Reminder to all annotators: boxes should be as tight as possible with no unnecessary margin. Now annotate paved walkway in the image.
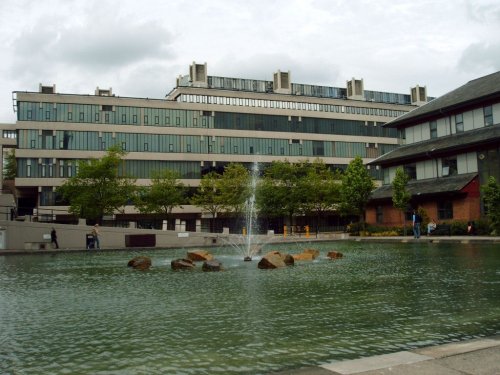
[272,336,500,374]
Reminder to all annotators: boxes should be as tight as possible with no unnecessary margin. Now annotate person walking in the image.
[50,227,59,249]
[412,209,422,239]
[92,224,100,249]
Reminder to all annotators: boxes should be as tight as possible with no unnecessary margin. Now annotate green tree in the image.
[191,171,225,232]
[218,163,251,215]
[57,146,137,223]
[481,176,500,235]
[134,169,187,229]
[3,149,16,180]
[339,156,375,229]
[301,159,341,234]
[392,167,411,235]
[256,160,306,231]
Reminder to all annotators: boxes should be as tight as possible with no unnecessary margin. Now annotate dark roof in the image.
[370,123,500,166]
[384,71,500,128]
[370,173,477,201]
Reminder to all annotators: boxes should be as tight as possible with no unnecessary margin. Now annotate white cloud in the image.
[0,0,499,122]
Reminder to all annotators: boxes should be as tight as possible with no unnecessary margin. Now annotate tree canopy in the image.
[57,146,137,223]
[339,156,375,226]
[134,169,187,223]
[482,176,500,235]
[392,167,411,234]
[3,149,16,180]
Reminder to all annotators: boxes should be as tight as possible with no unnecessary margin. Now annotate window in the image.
[31,140,36,148]
[169,144,174,152]
[455,113,464,132]
[313,141,324,156]
[105,113,110,123]
[430,120,437,138]
[27,110,32,119]
[442,157,457,176]
[438,200,453,220]
[165,116,170,125]
[193,118,198,127]
[268,146,272,155]
[122,114,126,123]
[376,206,383,224]
[144,143,148,151]
[176,117,180,126]
[155,116,159,125]
[403,164,417,180]
[95,113,100,122]
[144,115,148,125]
[186,144,191,152]
[79,112,84,121]
[121,142,126,151]
[280,147,285,155]
[102,105,112,111]
[484,105,493,126]
[233,145,238,154]
[45,111,51,120]
[133,115,138,124]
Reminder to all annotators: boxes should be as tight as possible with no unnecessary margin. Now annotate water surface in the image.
[1,241,499,374]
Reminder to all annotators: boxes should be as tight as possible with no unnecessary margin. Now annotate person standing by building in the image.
[92,224,100,249]
[412,209,422,239]
[50,227,59,249]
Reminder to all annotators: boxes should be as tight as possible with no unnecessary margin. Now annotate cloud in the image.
[458,42,500,73]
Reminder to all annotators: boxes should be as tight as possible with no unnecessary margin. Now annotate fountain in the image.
[222,160,275,261]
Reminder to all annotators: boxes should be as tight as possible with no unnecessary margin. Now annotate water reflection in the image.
[0,241,499,374]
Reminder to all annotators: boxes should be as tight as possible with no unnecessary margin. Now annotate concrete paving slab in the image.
[415,338,500,358]
[270,366,336,374]
[435,346,500,375]
[353,360,464,375]
[320,351,432,374]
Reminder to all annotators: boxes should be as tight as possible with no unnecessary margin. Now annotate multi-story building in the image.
[367,71,500,226]
[4,62,426,231]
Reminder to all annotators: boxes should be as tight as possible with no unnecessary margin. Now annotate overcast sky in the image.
[1,0,499,123]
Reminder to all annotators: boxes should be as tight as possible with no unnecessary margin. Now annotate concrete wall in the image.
[0,219,224,251]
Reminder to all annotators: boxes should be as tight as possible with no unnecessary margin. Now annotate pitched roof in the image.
[370,123,500,166]
[369,173,477,201]
[384,71,500,128]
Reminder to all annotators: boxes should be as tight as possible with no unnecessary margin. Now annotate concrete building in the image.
[367,71,500,227]
[3,62,425,232]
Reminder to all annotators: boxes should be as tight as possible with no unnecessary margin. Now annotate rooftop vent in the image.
[95,87,113,96]
[39,84,56,94]
[346,78,364,100]
[411,85,427,106]
[189,62,208,87]
[273,70,292,94]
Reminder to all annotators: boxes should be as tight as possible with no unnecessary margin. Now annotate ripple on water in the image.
[1,242,499,374]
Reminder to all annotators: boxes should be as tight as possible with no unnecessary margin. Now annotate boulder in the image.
[127,256,152,270]
[303,248,320,259]
[187,249,214,262]
[171,258,196,270]
[292,248,320,261]
[327,251,344,259]
[258,251,293,269]
[202,260,223,272]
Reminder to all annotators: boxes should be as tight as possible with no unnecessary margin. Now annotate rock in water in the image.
[187,250,214,262]
[327,251,343,259]
[202,260,223,272]
[127,256,152,270]
[171,258,196,270]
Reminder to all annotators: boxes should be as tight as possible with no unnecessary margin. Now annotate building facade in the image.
[4,62,425,231]
[367,71,500,227]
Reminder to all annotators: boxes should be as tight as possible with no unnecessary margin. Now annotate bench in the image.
[429,224,451,236]
[24,241,51,250]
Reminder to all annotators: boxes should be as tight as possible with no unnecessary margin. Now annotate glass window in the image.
[95,113,100,122]
[187,144,191,152]
[144,143,148,151]
[122,114,126,123]
[376,206,383,224]
[121,142,126,151]
[268,146,272,154]
[455,113,464,132]
[144,115,148,125]
[484,105,493,126]
[105,113,110,123]
[169,144,173,152]
[438,200,453,220]
[442,157,457,176]
[403,164,416,180]
[79,112,84,121]
[430,120,437,138]
[233,145,238,154]
[133,115,138,124]
[249,146,254,154]
[155,116,159,125]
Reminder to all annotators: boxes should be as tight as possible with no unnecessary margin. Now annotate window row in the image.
[18,129,397,158]
[178,94,408,118]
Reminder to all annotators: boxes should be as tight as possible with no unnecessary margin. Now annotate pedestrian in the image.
[92,224,100,249]
[412,209,422,239]
[427,218,436,235]
[50,227,59,249]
